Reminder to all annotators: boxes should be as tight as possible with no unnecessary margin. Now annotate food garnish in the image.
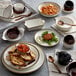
[41,31,58,45]
[16,44,29,53]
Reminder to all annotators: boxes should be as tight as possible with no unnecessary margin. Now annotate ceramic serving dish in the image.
[38,2,61,17]
[1,42,45,74]
[56,17,74,32]
[2,42,39,70]
[25,18,45,31]
[2,26,25,41]
[34,29,60,47]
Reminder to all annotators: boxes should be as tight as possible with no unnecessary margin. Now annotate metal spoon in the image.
[48,56,62,74]
[58,20,76,26]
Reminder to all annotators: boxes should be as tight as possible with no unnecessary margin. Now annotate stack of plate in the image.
[1,42,45,74]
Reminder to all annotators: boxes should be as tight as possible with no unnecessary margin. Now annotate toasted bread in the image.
[21,53,32,61]
[30,51,36,59]
[10,54,25,66]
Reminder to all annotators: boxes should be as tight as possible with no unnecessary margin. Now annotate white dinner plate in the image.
[1,42,45,74]
[34,29,60,47]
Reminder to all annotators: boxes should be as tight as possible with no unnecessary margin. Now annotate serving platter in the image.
[1,42,45,74]
[0,0,38,30]
[34,29,60,47]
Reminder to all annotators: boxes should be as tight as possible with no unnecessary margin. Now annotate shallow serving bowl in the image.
[38,2,61,17]
[56,17,74,32]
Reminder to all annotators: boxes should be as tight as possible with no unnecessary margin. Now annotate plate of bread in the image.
[1,42,45,74]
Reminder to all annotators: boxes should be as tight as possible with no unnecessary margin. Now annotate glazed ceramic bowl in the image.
[38,2,61,17]
[66,61,76,76]
[63,35,75,49]
[56,17,73,32]
[2,26,25,41]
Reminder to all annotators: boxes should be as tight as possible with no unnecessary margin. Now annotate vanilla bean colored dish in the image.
[34,29,60,47]
[38,2,61,17]
[1,42,45,74]
[56,17,74,32]
[2,26,25,41]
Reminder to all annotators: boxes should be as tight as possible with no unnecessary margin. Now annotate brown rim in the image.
[2,42,40,69]
[34,29,60,47]
[38,1,61,17]
[1,42,45,74]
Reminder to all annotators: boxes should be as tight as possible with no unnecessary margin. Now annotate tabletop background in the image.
[0,0,76,76]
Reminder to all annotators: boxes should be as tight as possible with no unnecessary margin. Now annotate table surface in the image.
[0,0,76,76]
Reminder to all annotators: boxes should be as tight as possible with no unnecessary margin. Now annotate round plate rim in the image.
[34,29,60,47]
[1,42,45,74]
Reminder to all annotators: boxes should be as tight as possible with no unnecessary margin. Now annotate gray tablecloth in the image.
[0,0,76,76]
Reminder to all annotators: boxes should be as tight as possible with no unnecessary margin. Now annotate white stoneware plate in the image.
[38,2,61,17]
[1,42,45,74]
[34,29,60,47]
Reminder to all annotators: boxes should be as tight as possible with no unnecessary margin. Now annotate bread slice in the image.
[30,51,36,59]
[10,54,25,66]
[21,53,32,61]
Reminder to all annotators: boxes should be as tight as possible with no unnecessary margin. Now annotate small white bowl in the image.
[2,26,25,41]
[56,17,74,32]
[38,2,61,17]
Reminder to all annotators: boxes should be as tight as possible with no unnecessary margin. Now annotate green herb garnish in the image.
[41,31,58,45]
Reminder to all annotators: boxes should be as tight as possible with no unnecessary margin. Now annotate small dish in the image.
[2,26,25,41]
[38,2,61,17]
[1,42,45,74]
[25,18,45,31]
[56,17,74,32]
[34,29,59,47]
[62,0,74,14]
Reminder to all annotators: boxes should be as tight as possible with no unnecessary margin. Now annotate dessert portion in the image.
[6,43,36,68]
[7,27,20,39]
[13,3,25,14]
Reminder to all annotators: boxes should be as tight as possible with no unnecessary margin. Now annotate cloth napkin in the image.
[51,14,76,37]
[46,49,76,76]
